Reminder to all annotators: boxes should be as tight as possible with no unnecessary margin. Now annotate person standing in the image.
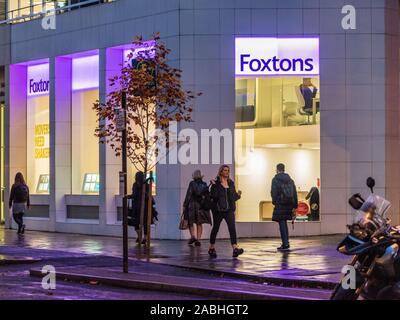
[9,172,30,235]
[130,171,156,245]
[183,170,212,246]
[208,165,244,258]
[271,163,298,251]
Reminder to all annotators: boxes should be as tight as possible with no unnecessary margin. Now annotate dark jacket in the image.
[130,181,155,228]
[9,183,30,208]
[183,179,212,225]
[210,177,240,212]
[271,173,298,222]
[183,179,208,209]
[306,187,319,208]
[306,187,320,220]
[300,85,318,110]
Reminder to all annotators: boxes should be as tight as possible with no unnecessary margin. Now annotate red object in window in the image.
[296,201,309,216]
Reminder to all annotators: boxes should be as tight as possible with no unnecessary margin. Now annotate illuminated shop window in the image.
[71,55,99,195]
[19,0,31,16]
[235,38,321,223]
[27,63,50,195]
[235,78,256,123]
[122,46,157,196]
[82,173,100,194]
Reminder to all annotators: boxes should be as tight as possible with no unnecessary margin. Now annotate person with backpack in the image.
[9,172,30,235]
[183,170,212,246]
[271,163,298,251]
[208,165,244,258]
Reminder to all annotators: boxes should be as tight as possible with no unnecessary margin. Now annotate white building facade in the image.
[0,0,399,240]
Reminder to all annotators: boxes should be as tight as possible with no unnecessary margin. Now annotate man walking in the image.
[271,163,298,251]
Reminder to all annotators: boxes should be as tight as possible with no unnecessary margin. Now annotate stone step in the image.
[30,266,332,300]
[0,255,41,265]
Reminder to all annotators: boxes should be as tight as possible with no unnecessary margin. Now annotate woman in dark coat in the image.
[183,170,212,246]
[9,172,30,235]
[130,171,155,245]
[208,165,244,258]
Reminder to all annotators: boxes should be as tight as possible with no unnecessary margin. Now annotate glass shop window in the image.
[71,55,100,195]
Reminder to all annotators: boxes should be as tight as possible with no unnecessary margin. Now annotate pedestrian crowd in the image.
[9,162,300,258]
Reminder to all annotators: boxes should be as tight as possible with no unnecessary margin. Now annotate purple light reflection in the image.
[72,55,99,91]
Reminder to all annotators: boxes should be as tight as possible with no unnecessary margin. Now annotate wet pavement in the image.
[0,263,206,300]
[29,265,332,300]
[0,228,348,285]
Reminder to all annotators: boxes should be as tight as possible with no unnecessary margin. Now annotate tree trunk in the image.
[146,171,153,251]
[138,174,146,247]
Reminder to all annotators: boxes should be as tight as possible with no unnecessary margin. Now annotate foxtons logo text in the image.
[235,37,319,76]
[239,55,314,73]
[29,78,49,95]
[27,63,50,97]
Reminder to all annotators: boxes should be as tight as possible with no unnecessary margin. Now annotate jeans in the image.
[278,220,289,247]
[13,212,24,233]
[210,210,237,245]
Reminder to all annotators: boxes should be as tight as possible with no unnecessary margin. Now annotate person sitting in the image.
[299,78,318,114]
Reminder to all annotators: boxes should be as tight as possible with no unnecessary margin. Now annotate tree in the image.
[93,33,199,245]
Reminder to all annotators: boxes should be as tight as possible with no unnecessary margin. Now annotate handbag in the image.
[179,207,189,230]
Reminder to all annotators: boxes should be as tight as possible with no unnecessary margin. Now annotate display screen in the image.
[36,174,50,194]
[82,173,100,194]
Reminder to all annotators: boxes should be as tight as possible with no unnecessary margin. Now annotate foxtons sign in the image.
[29,78,50,95]
[235,38,319,76]
[27,63,50,97]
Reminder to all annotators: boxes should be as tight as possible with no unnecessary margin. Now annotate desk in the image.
[259,191,309,221]
[259,201,274,221]
[312,98,320,125]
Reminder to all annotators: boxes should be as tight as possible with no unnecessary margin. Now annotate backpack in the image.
[194,182,213,211]
[14,184,29,203]
[280,179,295,205]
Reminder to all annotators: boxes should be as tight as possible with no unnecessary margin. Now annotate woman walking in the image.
[9,172,30,235]
[183,170,212,246]
[208,165,244,258]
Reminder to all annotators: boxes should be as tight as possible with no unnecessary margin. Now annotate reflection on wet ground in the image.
[0,228,348,283]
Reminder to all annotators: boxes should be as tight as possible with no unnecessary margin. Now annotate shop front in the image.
[3,0,399,239]
[7,36,323,238]
[234,37,321,225]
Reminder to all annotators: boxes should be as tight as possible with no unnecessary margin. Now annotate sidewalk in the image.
[0,228,347,288]
[29,265,332,300]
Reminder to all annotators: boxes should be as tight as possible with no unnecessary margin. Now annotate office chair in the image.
[295,86,312,125]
